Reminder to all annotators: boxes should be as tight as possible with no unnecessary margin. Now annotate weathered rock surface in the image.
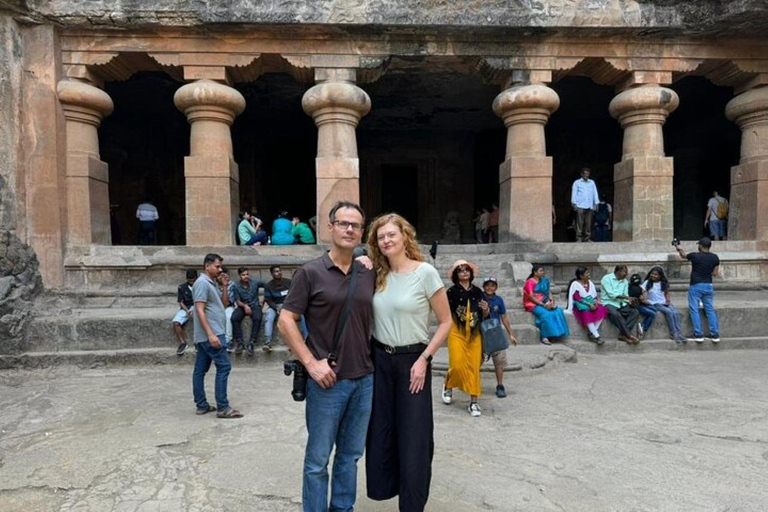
[0,1,766,35]
[0,231,42,354]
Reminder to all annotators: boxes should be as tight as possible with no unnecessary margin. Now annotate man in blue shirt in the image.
[192,253,242,419]
[570,167,600,242]
[482,277,518,398]
[231,267,266,356]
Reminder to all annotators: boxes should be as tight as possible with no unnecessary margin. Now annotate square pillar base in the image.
[498,156,553,242]
[316,156,359,244]
[613,156,674,242]
[66,154,111,246]
[185,155,239,246]
[729,160,768,241]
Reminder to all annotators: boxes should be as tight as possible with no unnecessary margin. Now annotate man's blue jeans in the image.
[688,283,719,338]
[303,373,373,512]
[192,336,231,412]
[264,308,308,342]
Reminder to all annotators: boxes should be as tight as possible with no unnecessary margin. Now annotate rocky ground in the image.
[1,350,767,511]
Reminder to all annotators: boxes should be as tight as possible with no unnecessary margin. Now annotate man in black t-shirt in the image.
[675,237,720,343]
[278,201,375,512]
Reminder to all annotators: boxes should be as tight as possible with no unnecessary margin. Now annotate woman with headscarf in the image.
[442,259,489,417]
[523,264,570,345]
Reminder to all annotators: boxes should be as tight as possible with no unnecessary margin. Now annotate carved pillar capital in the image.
[174,80,245,157]
[609,85,679,159]
[493,83,559,159]
[726,86,768,164]
[57,80,113,130]
[56,79,113,246]
[175,80,245,245]
[492,83,560,127]
[609,85,678,241]
[174,79,246,126]
[302,80,371,130]
[302,72,370,242]
[609,85,679,128]
[493,83,558,242]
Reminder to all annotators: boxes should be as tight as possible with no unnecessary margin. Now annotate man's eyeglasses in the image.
[332,220,364,231]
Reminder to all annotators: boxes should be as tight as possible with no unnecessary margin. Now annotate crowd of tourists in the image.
[180,200,722,512]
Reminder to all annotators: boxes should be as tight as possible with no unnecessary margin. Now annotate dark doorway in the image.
[381,164,419,227]
[666,77,740,240]
[359,67,505,242]
[233,74,317,230]
[547,76,622,242]
[100,71,189,245]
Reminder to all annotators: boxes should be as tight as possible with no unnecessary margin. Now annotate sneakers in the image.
[442,386,453,405]
[263,342,272,353]
[468,402,482,417]
[674,335,689,344]
[176,342,188,356]
[693,336,705,344]
[495,385,507,398]
[709,337,721,344]
[540,337,552,346]
[637,323,644,339]
[226,342,235,354]
[235,343,245,355]
[246,343,255,356]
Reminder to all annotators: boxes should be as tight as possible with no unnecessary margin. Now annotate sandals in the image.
[216,407,244,419]
[196,405,216,415]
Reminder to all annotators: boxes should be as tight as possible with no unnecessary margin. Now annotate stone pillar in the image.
[57,80,114,246]
[609,85,679,241]
[492,83,559,242]
[725,86,768,241]
[302,69,371,243]
[174,80,245,246]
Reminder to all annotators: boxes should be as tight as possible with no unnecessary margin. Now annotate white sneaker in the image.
[709,337,720,344]
[693,337,705,343]
[468,402,481,417]
[637,324,644,339]
[442,386,452,405]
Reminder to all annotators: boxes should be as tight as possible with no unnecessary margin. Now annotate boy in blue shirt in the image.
[482,277,518,398]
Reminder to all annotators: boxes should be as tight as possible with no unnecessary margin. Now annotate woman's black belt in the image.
[372,338,427,355]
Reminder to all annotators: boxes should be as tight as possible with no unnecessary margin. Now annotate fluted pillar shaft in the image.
[493,83,559,242]
[609,85,679,241]
[302,73,371,243]
[174,80,245,246]
[725,86,768,240]
[57,80,114,246]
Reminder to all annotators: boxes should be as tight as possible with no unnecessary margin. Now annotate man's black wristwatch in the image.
[421,352,433,363]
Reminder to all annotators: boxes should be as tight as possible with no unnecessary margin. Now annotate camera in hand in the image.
[283,360,308,402]
[671,237,681,247]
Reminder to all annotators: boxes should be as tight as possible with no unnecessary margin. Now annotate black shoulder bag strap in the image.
[327,261,359,363]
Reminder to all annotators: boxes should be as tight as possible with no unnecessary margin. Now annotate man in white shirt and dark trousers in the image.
[571,168,600,242]
[136,198,159,244]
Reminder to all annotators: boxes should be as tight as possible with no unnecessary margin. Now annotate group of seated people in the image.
[523,264,690,345]
[237,209,316,247]
[172,265,307,356]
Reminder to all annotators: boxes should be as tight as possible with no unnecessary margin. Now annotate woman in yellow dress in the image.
[442,259,490,417]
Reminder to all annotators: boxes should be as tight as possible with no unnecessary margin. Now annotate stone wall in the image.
[4,1,768,34]
[0,15,20,232]
[0,15,43,354]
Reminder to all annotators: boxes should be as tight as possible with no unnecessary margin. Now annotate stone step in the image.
[564,336,768,353]
[0,345,577,375]
[25,300,768,356]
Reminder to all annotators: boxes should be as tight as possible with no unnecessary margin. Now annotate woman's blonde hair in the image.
[367,213,425,291]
